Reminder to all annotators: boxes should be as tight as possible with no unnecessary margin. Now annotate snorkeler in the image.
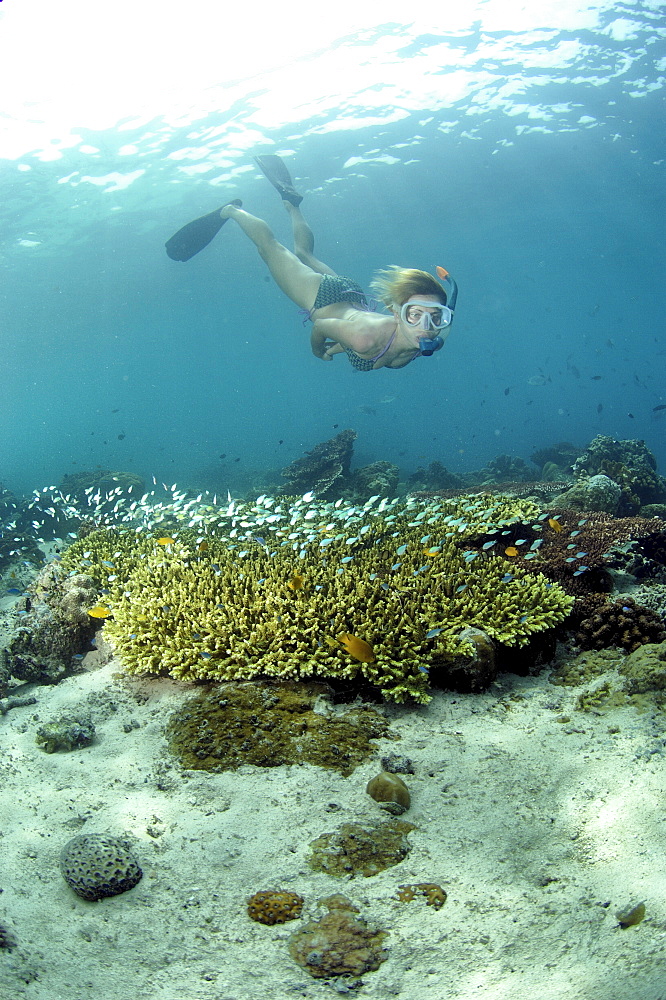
[165,155,457,372]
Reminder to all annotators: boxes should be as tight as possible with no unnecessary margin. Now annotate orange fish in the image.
[87,605,113,619]
[337,633,375,663]
[287,572,304,591]
[156,536,176,546]
[547,518,563,533]
[504,546,519,557]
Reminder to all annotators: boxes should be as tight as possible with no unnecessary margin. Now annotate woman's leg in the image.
[284,202,337,277]
[220,203,323,310]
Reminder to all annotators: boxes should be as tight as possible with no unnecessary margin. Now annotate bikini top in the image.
[344,329,397,371]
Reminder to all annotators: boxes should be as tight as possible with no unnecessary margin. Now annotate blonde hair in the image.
[369,266,447,310]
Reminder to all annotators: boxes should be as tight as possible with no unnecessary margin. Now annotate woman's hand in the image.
[311,325,344,360]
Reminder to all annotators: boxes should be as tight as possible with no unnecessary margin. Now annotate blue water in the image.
[1,2,664,497]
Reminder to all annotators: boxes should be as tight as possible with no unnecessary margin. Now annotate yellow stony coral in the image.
[83,495,574,704]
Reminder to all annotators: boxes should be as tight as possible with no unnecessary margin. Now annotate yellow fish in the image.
[548,518,563,533]
[87,605,113,619]
[156,536,176,546]
[504,546,519,557]
[287,572,304,591]
[337,633,375,663]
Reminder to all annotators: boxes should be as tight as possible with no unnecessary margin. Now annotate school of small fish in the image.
[1,479,590,656]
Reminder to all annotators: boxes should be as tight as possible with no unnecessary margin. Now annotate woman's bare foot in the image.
[219,198,242,220]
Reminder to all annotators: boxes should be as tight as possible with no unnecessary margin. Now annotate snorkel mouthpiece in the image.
[419,335,444,356]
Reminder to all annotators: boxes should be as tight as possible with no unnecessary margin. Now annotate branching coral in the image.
[63,495,573,704]
[462,508,666,597]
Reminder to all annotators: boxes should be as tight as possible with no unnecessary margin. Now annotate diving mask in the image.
[399,300,453,332]
[407,267,459,356]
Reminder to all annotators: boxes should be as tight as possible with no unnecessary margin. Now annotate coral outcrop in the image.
[59,834,142,901]
[572,435,666,513]
[280,430,356,497]
[351,461,400,500]
[555,475,622,514]
[288,895,387,979]
[575,597,666,654]
[619,641,666,693]
[247,891,304,925]
[165,683,394,775]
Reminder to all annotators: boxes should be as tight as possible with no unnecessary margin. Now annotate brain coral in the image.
[59,834,142,901]
[63,494,574,703]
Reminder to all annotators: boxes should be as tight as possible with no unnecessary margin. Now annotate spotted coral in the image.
[247,890,304,925]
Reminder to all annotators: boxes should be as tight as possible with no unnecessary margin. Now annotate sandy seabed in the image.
[0,631,665,1000]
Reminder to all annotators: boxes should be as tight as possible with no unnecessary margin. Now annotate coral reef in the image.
[247,891,304,925]
[574,597,666,654]
[288,895,387,979]
[69,494,574,704]
[280,430,356,497]
[308,819,414,877]
[165,683,394,776]
[59,834,142,901]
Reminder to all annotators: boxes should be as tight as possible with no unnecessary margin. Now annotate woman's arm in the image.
[310,316,384,361]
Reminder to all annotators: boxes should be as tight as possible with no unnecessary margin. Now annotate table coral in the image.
[67,494,573,704]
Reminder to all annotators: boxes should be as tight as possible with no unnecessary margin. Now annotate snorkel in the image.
[413,266,458,356]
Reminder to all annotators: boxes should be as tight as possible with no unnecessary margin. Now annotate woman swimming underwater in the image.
[165,155,458,372]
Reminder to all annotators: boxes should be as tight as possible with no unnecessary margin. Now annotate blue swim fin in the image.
[254,155,303,206]
[165,199,242,261]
